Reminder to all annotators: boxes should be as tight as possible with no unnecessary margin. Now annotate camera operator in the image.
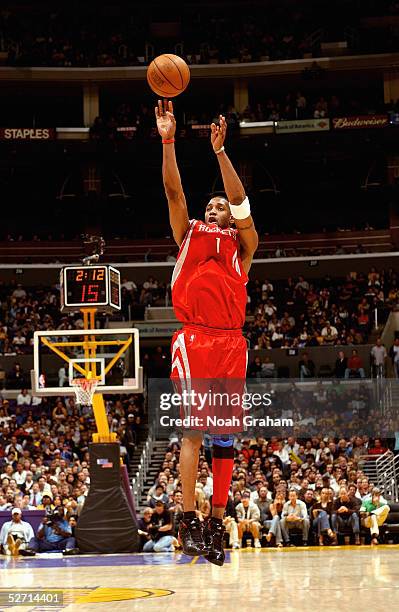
[21,507,78,556]
[142,500,176,552]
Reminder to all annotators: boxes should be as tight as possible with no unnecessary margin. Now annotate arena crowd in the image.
[139,432,396,551]
[0,267,397,366]
[0,391,143,555]
[1,0,399,68]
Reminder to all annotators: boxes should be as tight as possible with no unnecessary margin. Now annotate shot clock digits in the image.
[60,265,121,312]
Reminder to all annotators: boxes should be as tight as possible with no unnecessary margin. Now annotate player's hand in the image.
[155,99,176,140]
[211,115,227,152]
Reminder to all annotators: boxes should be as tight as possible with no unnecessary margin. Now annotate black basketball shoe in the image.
[178,517,210,556]
[203,518,226,566]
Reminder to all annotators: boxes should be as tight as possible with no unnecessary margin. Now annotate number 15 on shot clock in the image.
[60,265,121,313]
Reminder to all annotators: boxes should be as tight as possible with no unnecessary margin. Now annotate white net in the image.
[71,378,99,406]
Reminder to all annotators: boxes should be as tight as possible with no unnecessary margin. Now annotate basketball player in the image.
[155,100,258,565]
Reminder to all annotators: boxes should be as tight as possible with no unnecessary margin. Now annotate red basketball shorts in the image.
[170,324,247,433]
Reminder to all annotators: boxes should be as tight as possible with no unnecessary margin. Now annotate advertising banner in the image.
[275,118,330,134]
[0,128,56,140]
[332,115,389,130]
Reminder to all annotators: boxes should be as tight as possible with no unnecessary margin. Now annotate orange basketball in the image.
[147,54,190,98]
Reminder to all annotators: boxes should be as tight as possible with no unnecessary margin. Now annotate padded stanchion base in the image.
[75,443,140,553]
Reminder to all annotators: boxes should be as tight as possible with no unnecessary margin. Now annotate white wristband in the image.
[214,146,225,155]
[229,196,251,220]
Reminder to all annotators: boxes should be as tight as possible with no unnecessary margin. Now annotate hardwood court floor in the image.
[1,546,399,611]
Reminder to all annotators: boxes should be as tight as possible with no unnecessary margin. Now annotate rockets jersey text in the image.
[171,219,248,329]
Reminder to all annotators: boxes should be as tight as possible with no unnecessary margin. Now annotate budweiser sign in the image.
[333,115,389,130]
[0,128,56,140]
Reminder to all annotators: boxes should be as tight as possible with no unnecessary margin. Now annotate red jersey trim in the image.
[171,219,196,289]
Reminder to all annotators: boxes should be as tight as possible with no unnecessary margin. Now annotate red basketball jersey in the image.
[171,219,248,329]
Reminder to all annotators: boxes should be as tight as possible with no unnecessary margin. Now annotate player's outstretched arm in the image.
[155,99,190,247]
[211,115,258,273]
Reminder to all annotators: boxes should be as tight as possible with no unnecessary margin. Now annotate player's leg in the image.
[180,431,203,512]
[204,333,247,566]
[212,435,235,519]
[170,330,210,556]
[203,433,234,565]
[178,431,210,556]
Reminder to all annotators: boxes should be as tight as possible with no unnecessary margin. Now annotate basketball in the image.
[147,53,190,97]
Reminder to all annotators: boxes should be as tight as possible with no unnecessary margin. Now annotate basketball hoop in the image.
[71,378,99,406]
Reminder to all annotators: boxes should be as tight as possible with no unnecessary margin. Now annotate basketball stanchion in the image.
[31,241,143,553]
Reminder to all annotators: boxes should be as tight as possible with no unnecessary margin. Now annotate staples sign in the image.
[0,128,56,140]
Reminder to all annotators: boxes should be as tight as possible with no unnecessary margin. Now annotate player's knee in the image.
[182,432,203,450]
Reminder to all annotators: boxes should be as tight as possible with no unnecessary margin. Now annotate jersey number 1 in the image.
[215,237,220,253]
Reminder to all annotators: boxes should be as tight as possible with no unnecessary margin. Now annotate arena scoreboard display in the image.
[60,265,121,312]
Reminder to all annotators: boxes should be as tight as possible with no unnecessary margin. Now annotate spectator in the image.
[223,507,240,550]
[321,322,338,344]
[334,350,348,378]
[29,483,42,507]
[389,337,399,378]
[12,284,26,299]
[345,349,366,378]
[58,367,67,387]
[52,401,68,423]
[356,477,372,502]
[280,488,309,546]
[255,485,271,523]
[235,491,262,548]
[331,486,360,545]
[298,352,316,379]
[261,356,276,377]
[303,489,315,514]
[168,491,184,538]
[148,484,169,509]
[360,488,390,545]
[7,363,25,389]
[16,389,31,406]
[311,487,337,545]
[142,500,176,553]
[0,507,34,555]
[121,277,137,293]
[0,495,11,511]
[13,463,27,488]
[264,491,285,548]
[248,356,262,378]
[367,438,388,456]
[137,507,153,550]
[274,441,290,466]
[370,338,387,377]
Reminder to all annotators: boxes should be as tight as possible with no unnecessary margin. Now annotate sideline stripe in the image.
[189,556,199,565]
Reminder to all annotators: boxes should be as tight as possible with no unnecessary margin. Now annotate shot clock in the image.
[60,265,121,312]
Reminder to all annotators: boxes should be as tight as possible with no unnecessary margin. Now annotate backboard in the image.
[32,328,142,396]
